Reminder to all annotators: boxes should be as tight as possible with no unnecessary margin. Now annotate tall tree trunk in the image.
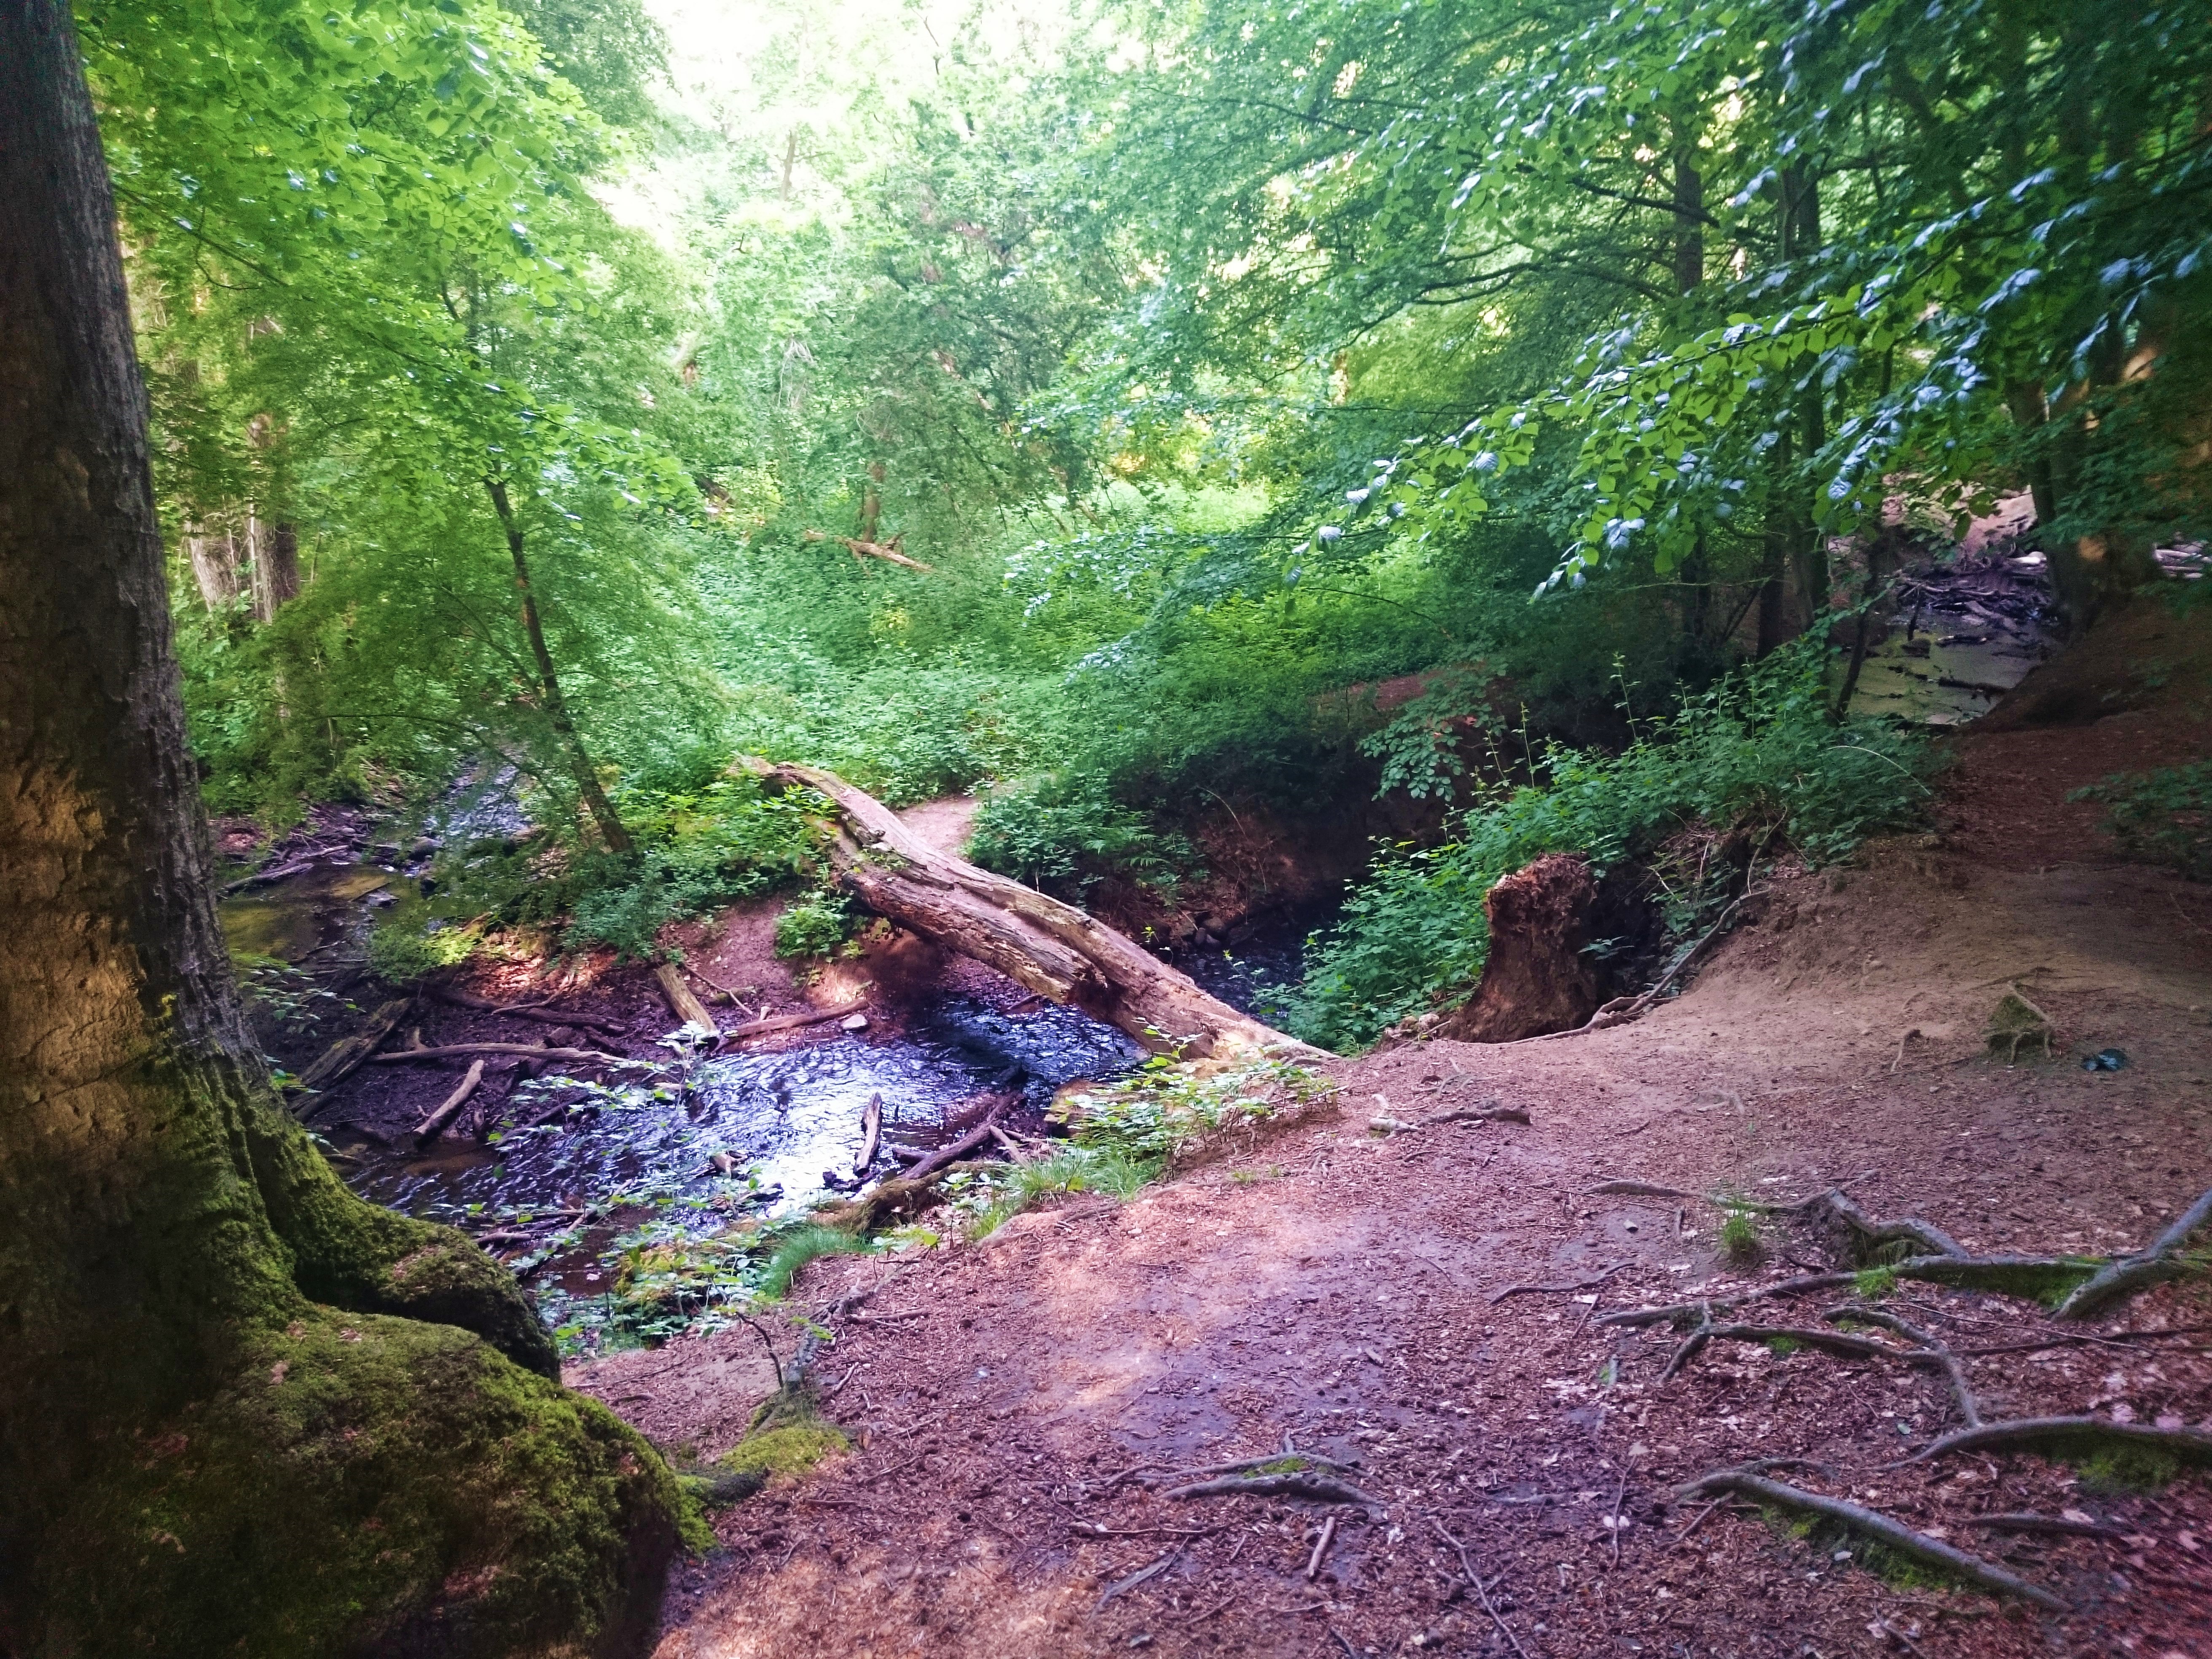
[248,511,301,621]
[186,521,242,610]
[0,5,673,1648]
[484,478,635,853]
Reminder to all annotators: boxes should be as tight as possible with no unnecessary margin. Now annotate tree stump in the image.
[1434,853,1601,1042]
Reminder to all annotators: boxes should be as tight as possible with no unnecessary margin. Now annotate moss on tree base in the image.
[31,1309,682,1658]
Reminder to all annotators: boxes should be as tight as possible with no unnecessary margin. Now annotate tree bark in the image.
[1671,149,1704,298]
[186,522,242,610]
[737,757,1326,1060]
[249,513,301,621]
[484,476,635,852]
[1,7,674,1648]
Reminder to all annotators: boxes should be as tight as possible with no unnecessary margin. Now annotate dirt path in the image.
[585,614,2212,1657]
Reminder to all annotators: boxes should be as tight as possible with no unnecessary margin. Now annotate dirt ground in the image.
[582,603,2212,1658]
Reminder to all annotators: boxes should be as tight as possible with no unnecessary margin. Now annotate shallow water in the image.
[339,995,1144,1228]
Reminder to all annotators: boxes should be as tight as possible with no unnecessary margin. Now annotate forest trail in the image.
[591,610,2212,1659]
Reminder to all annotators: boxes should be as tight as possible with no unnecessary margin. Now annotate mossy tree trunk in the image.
[0,5,678,1651]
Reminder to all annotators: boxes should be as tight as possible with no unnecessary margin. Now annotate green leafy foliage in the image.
[2072,763,2212,881]
[1052,1057,1336,1165]
[968,772,1196,897]
[1286,647,1932,1050]
[772,893,856,962]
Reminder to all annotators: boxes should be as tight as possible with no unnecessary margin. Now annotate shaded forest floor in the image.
[560,601,2212,1659]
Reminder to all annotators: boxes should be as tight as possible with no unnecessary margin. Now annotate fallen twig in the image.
[1305,1514,1338,1580]
[430,983,623,1035]
[1096,1547,1178,1607]
[1489,1259,1632,1305]
[2056,1182,2212,1321]
[1675,1468,2066,1610]
[1430,1517,1529,1659]
[1425,1104,1532,1127]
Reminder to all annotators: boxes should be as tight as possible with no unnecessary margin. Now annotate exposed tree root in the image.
[1828,1305,1982,1427]
[1487,1259,1631,1304]
[1909,1416,2212,1469]
[2055,1183,2212,1320]
[1675,1468,2067,1611]
[1431,1517,1531,1659]
[1600,1274,1860,1331]
[1166,1471,1379,1507]
[1967,1512,2131,1541]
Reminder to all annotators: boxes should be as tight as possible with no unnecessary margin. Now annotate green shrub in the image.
[1285,644,1932,1050]
[773,892,856,960]
[967,770,1197,895]
[2072,761,2212,880]
[365,903,478,984]
[421,774,826,961]
[1052,1056,1335,1163]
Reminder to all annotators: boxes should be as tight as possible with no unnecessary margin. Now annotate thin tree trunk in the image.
[1672,149,1704,298]
[1,8,671,1645]
[483,477,634,853]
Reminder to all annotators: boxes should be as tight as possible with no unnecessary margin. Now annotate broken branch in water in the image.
[723,999,868,1044]
[1675,1467,2066,1610]
[368,1042,644,1066]
[294,996,413,1108]
[653,962,717,1033]
[412,1058,485,1145]
[855,1091,882,1174]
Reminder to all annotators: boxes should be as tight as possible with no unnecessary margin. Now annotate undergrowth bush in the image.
[1052,1055,1336,1162]
[1285,644,1933,1050]
[773,892,856,960]
[420,773,827,962]
[967,770,1197,896]
[2072,761,2212,880]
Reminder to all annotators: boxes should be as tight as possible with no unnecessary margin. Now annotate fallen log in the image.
[294,996,413,1110]
[413,1059,486,1145]
[654,962,717,1032]
[855,1092,882,1174]
[735,757,1325,1059]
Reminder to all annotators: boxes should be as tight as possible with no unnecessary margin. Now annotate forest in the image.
[4,0,2211,1652]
